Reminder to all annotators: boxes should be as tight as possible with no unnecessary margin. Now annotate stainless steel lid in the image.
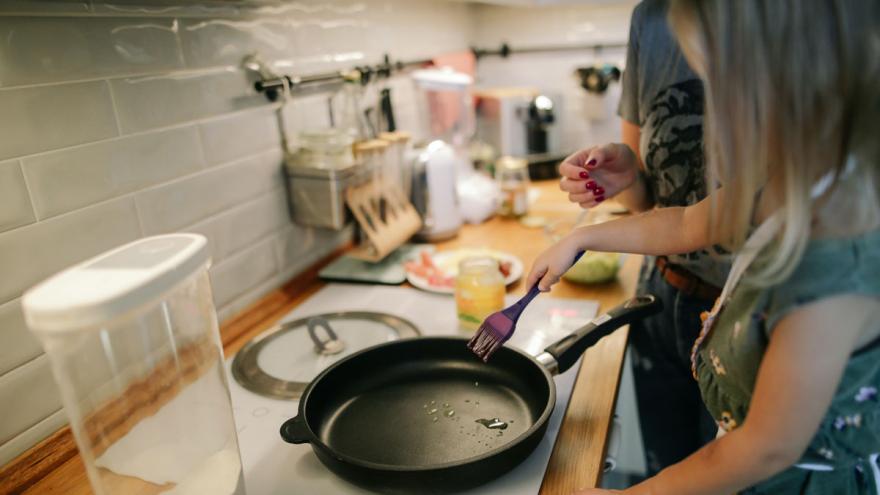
[232,312,420,399]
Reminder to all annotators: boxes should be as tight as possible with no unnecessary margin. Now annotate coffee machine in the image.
[474,87,560,156]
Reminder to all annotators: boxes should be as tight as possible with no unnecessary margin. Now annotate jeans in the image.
[629,259,718,475]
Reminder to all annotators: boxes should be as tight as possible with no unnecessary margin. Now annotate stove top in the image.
[225,284,598,495]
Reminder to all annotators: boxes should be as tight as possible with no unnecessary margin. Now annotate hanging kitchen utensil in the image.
[232,311,420,400]
[380,88,397,132]
[280,295,662,493]
[576,64,621,94]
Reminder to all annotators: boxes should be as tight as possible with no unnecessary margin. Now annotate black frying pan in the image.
[280,295,661,493]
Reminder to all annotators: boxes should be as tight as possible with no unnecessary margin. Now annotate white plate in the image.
[405,248,524,295]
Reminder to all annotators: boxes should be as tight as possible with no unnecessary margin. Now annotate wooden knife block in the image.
[345,178,421,262]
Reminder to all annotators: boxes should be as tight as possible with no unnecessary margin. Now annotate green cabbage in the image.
[563,252,621,284]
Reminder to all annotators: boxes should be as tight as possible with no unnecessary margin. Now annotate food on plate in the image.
[562,251,620,284]
[404,250,514,289]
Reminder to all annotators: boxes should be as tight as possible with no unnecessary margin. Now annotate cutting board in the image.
[318,244,430,285]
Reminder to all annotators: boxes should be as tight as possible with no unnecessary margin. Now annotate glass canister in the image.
[454,257,505,332]
[496,156,530,217]
[22,234,245,495]
[291,129,355,170]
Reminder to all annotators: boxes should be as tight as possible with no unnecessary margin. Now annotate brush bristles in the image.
[467,312,515,362]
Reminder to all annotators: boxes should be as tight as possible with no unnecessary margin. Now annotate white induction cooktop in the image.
[225,284,599,495]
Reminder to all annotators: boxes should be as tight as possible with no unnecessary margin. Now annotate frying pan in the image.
[280,295,661,493]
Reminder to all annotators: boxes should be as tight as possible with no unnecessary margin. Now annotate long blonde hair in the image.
[668,0,880,286]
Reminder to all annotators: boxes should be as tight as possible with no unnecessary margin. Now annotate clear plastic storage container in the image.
[22,234,245,495]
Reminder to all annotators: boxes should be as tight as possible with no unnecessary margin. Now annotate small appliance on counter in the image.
[474,87,536,158]
[410,140,464,241]
[409,67,481,239]
[474,87,561,157]
[524,94,556,154]
[22,234,245,495]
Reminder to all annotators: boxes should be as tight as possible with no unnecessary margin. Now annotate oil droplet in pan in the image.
[432,417,439,423]
[445,409,455,417]
[427,408,438,415]
[475,418,508,430]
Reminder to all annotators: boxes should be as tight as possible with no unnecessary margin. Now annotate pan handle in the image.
[280,415,312,444]
[539,295,662,374]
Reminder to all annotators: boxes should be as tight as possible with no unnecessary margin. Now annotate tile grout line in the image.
[16,159,41,222]
[0,351,47,384]
[105,79,124,137]
[211,228,281,273]
[181,184,286,234]
[193,123,210,170]
[1,102,282,163]
[0,146,284,232]
[0,64,238,93]
[132,197,146,237]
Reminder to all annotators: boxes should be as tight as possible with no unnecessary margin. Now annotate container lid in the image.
[231,312,420,399]
[23,234,210,333]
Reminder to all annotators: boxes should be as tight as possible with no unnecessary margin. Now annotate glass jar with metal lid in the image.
[496,156,530,217]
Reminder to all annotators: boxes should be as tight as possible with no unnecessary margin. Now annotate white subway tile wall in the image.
[0,0,474,466]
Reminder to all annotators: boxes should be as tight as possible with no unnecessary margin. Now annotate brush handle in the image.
[503,251,586,321]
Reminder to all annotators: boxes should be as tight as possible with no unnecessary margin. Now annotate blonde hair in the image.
[668,0,880,286]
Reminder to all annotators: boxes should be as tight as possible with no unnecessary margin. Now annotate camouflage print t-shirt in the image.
[618,0,730,287]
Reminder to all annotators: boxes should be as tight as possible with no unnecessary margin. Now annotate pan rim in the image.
[294,335,557,472]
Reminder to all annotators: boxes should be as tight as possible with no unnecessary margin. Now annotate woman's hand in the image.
[559,143,640,209]
[573,489,623,495]
[526,233,584,291]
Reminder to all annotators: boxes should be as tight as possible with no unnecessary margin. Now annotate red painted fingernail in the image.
[586,180,597,190]
[594,186,605,195]
[587,159,597,167]
[595,195,605,202]
[578,171,589,179]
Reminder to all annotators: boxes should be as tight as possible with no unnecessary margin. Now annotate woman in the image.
[532,0,880,493]
[560,0,721,474]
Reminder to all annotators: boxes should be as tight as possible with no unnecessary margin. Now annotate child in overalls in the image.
[528,0,880,493]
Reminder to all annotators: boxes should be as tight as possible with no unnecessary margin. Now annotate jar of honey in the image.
[455,257,505,332]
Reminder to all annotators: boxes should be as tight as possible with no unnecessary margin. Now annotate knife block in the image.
[346,140,422,262]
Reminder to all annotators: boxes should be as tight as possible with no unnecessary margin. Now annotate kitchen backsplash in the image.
[0,0,636,471]
[0,0,474,466]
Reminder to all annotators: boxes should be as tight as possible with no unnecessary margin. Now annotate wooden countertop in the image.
[9,180,641,495]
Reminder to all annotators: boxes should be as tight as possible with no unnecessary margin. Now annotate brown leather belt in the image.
[655,256,722,301]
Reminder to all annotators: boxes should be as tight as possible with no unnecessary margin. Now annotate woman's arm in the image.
[527,190,717,291]
[614,120,654,213]
[596,294,877,495]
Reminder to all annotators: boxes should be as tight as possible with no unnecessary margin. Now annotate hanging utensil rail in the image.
[250,41,626,102]
[253,54,433,102]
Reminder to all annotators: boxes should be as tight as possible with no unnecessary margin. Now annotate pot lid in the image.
[232,312,420,400]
